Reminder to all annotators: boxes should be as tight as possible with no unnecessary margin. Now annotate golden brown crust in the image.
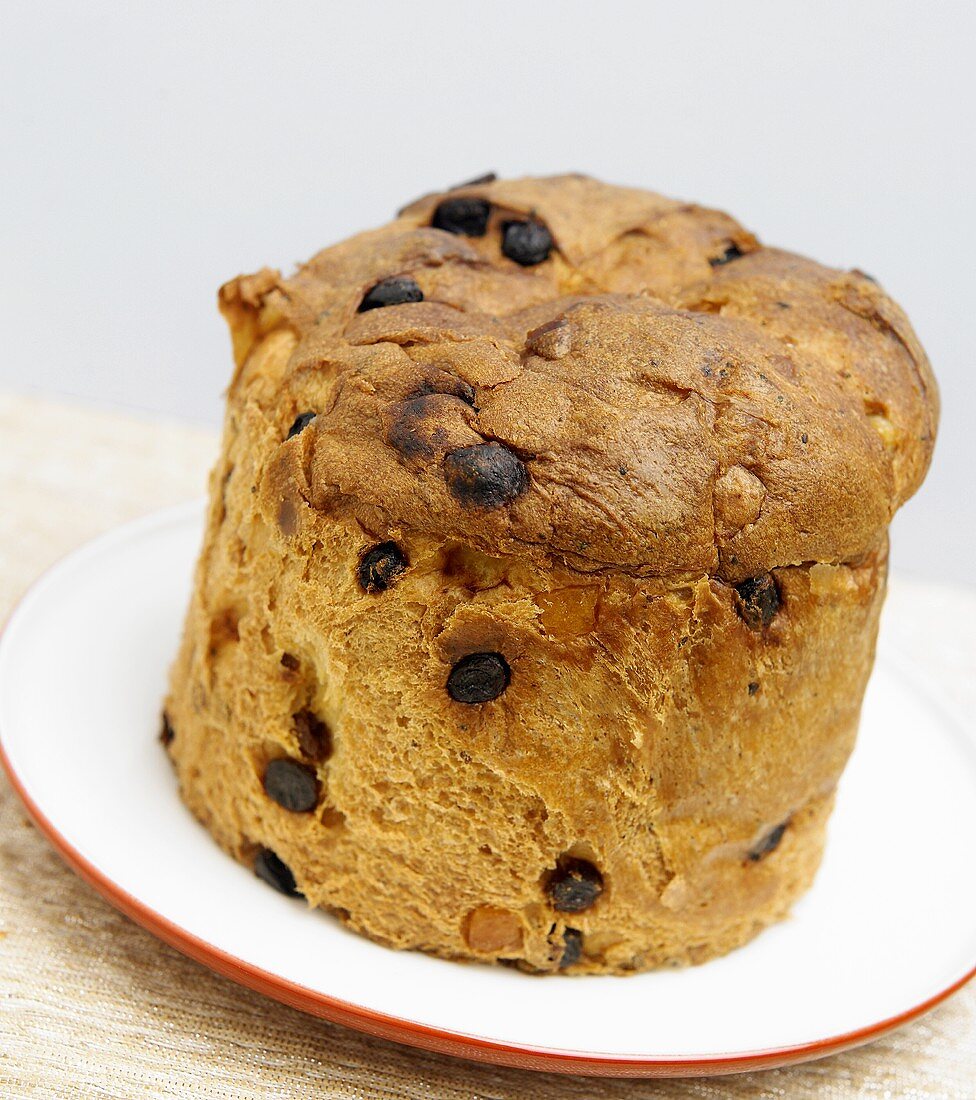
[166,485,887,972]
[166,176,937,975]
[221,174,936,581]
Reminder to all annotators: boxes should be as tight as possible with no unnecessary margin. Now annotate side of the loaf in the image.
[165,380,887,973]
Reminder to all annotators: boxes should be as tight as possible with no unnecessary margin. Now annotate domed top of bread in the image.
[218,174,937,580]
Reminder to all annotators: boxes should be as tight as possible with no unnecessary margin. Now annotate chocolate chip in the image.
[280,652,300,672]
[433,197,491,237]
[443,443,528,509]
[263,758,319,813]
[254,848,301,896]
[159,711,174,747]
[358,276,423,312]
[748,821,789,862]
[501,220,552,266]
[358,541,408,593]
[547,858,604,913]
[748,681,760,696]
[560,928,583,969]
[447,652,510,704]
[293,709,331,761]
[710,243,745,266]
[287,412,316,439]
[734,574,781,629]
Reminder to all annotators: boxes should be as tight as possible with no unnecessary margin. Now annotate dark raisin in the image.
[358,276,423,312]
[357,541,408,593]
[263,758,319,812]
[710,243,745,266]
[293,709,331,761]
[433,197,491,237]
[734,574,781,629]
[287,412,316,440]
[547,858,604,913]
[501,220,552,266]
[447,652,511,704]
[280,652,300,672]
[560,928,583,969]
[159,712,174,747]
[748,820,789,862]
[443,443,528,509]
[748,681,760,696]
[254,848,301,896]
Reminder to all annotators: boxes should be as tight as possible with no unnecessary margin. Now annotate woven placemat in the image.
[1,391,973,1099]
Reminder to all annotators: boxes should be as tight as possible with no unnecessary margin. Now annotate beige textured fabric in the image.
[0,390,973,1098]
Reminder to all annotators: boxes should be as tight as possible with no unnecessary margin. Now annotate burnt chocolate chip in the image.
[443,443,528,509]
[433,196,491,237]
[710,243,745,266]
[287,412,316,440]
[734,574,781,629]
[159,712,174,747]
[447,652,511,704]
[358,276,423,312]
[387,383,477,454]
[293,709,331,761]
[263,758,319,813]
[254,847,301,896]
[357,541,408,593]
[560,928,583,969]
[548,858,603,913]
[748,820,789,862]
[387,395,441,459]
[501,220,552,266]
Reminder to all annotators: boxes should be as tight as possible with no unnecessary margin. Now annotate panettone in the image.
[164,174,937,973]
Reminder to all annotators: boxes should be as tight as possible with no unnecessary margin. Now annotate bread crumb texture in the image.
[166,175,937,974]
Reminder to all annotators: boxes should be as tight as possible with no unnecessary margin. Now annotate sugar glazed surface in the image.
[165,175,937,974]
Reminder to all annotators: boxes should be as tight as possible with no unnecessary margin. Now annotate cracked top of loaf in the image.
[219,174,938,581]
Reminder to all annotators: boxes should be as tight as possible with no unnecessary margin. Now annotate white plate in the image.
[2,502,975,1077]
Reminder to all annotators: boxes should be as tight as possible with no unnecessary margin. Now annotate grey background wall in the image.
[2,1,973,585]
